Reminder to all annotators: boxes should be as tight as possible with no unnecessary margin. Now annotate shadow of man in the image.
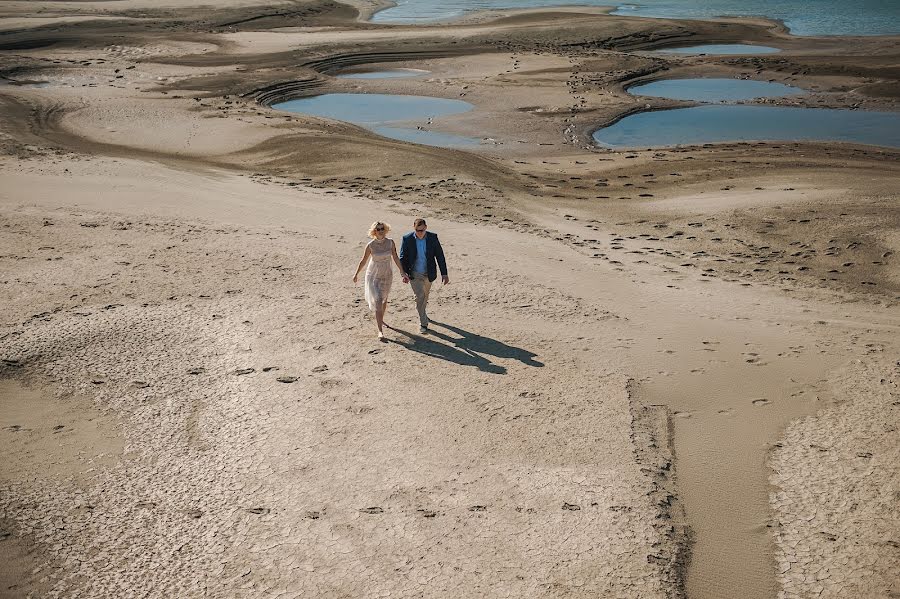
[386,325,507,374]
[427,321,544,368]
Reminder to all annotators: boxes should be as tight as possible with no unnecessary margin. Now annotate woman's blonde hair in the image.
[367,221,390,239]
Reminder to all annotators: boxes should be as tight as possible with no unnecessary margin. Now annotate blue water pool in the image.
[656,44,780,54]
[272,93,479,148]
[628,78,804,102]
[371,126,481,146]
[592,105,900,148]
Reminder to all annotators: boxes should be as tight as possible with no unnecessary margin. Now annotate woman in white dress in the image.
[352,221,406,341]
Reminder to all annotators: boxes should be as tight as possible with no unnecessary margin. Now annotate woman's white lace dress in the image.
[365,238,394,310]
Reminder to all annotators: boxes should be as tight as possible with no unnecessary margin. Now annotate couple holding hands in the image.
[352,218,449,341]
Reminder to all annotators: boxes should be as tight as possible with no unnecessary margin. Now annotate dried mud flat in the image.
[0,1,898,598]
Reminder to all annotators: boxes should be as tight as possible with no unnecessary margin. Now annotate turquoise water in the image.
[656,44,780,54]
[371,126,481,146]
[336,69,428,79]
[371,0,900,36]
[592,105,900,148]
[272,93,479,148]
[371,0,616,23]
[628,78,804,101]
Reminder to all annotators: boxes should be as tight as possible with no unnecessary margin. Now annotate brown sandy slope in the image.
[0,2,898,598]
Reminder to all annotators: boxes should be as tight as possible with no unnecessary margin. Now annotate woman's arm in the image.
[391,240,408,282]
[352,245,372,283]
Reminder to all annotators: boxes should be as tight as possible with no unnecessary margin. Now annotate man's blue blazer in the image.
[399,231,448,283]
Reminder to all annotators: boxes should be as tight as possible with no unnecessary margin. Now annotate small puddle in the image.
[336,68,429,79]
[273,93,479,148]
[594,105,900,149]
[628,78,804,102]
[655,44,781,55]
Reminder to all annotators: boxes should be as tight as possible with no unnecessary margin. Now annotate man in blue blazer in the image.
[399,218,449,333]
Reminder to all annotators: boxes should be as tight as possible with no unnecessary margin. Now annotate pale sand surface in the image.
[0,159,673,597]
[1,2,898,598]
[771,359,900,598]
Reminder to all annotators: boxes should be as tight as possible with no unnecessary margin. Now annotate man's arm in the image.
[398,235,411,276]
[433,234,448,282]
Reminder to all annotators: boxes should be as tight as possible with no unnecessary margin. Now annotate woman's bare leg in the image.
[375,302,386,335]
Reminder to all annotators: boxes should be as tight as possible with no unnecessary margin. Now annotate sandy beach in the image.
[1,1,898,597]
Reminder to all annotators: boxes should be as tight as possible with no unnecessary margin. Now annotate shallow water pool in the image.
[628,78,804,102]
[273,93,478,148]
[592,105,900,149]
[655,44,780,55]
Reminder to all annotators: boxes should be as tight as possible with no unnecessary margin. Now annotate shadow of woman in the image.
[386,325,507,374]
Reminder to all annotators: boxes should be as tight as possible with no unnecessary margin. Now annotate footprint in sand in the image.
[360,507,383,514]
[718,408,735,416]
[752,398,770,406]
[743,352,766,365]
[673,411,692,419]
